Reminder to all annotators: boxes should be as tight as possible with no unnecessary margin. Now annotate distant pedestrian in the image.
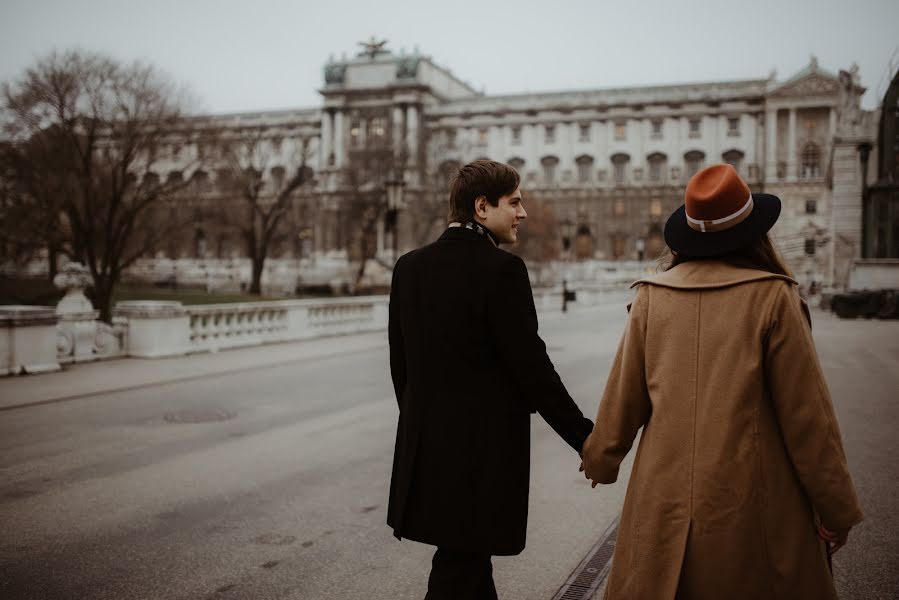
[581,164,863,599]
[387,160,593,600]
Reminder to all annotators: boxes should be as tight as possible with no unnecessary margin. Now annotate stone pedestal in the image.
[114,301,190,358]
[0,306,61,376]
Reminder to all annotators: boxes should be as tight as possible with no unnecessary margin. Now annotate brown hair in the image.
[447,160,520,223]
[661,234,794,277]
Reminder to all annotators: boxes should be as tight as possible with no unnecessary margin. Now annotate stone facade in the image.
[134,45,878,287]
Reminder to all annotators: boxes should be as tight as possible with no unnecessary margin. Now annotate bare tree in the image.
[2,50,199,321]
[215,127,313,295]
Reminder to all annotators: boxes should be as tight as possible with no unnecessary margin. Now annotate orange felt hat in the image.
[664,164,781,257]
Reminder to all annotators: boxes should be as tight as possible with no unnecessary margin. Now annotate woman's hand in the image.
[817,523,851,555]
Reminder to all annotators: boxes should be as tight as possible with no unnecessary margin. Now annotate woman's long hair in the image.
[660,234,794,278]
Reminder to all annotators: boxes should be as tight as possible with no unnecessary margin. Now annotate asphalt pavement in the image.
[0,304,896,599]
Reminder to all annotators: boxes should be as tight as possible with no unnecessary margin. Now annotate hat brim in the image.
[664,193,781,257]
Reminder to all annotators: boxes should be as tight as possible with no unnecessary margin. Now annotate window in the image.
[614,122,627,140]
[271,166,285,189]
[511,126,522,145]
[722,149,744,174]
[368,117,387,142]
[727,117,740,136]
[446,129,457,148]
[270,136,283,154]
[611,153,630,185]
[576,155,594,184]
[579,123,591,142]
[350,119,362,147]
[545,125,556,143]
[614,199,626,216]
[651,120,663,139]
[684,151,705,178]
[541,155,559,185]
[611,233,627,259]
[805,238,816,255]
[689,118,701,138]
[650,199,663,217]
[171,144,182,160]
[801,142,821,179]
[477,128,489,146]
[508,157,525,171]
[805,199,817,214]
[190,170,210,193]
[647,153,667,183]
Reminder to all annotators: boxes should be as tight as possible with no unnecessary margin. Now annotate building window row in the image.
[507,149,748,186]
[458,115,743,147]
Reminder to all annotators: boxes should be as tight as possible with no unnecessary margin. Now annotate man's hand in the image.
[817,523,851,555]
[579,461,599,488]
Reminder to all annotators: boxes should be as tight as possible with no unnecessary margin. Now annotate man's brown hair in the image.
[447,160,521,223]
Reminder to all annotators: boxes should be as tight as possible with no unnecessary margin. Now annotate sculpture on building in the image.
[837,64,863,136]
[358,36,389,59]
[324,62,346,85]
[396,57,420,80]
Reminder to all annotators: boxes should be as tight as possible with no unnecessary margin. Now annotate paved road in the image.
[0,305,896,599]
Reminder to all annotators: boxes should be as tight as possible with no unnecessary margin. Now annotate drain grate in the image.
[551,515,619,600]
[163,408,236,424]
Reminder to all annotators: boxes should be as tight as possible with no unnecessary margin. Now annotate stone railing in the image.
[2,277,632,375]
[108,296,389,357]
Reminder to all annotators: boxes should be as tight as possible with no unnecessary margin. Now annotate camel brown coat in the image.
[582,261,863,600]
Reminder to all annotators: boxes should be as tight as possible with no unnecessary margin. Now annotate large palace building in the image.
[151,40,879,288]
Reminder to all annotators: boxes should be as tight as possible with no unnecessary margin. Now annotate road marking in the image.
[550,514,619,600]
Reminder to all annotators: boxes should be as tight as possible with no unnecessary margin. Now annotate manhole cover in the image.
[164,408,236,424]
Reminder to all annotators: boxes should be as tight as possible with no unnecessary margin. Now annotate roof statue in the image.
[358,36,389,59]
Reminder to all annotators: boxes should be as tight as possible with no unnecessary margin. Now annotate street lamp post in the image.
[385,170,406,263]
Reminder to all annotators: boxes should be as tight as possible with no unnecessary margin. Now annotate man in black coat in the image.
[387,160,594,599]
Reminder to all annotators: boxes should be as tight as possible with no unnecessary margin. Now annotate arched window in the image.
[507,157,526,171]
[216,168,233,191]
[190,169,210,193]
[575,155,594,183]
[800,143,821,179]
[166,171,183,186]
[142,172,160,190]
[647,152,668,183]
[541,155,560,185]
[722,149,745,174]
[611,153,630,185]
[684,151,705,178]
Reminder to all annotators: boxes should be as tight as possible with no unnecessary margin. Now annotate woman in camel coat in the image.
[582,164,863,600]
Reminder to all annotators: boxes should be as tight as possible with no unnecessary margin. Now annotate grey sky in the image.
[2,0,897,114]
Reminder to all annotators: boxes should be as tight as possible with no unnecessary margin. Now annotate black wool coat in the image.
[386,226,593,556]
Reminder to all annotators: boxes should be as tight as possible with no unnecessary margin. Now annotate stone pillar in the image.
[405,105,419,163]
[0,306,61,375]
[787,108,797,181]
[320,110,333,170]
[114,301,190,358]
[333,110,345,168]
[829,142,865,286]
[765,108,778,183]
[392,105,404,150]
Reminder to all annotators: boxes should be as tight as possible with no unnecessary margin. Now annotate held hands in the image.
[817,523,851,555]
[579,461,600,488]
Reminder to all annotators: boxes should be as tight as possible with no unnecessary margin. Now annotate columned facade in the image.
[138,47,876,289]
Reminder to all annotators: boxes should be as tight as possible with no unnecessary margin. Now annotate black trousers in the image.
[424,547,498,600]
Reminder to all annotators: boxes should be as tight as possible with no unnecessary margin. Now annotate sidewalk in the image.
[0,331,387,411]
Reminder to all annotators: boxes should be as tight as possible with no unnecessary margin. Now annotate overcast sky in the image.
[2,0,897,114]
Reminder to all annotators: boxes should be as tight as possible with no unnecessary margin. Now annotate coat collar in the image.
[631,260,798,290]
[439,223,499,247]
